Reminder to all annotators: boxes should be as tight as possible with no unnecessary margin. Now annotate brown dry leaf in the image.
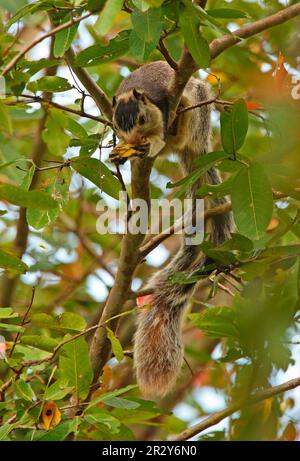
[41,400,61,431]
[267,217,279,232]
[282,421,297,441]
[101,364,113,388]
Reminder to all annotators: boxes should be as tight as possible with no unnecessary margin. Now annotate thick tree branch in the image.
[174,376,300,441]
[65,48,113,121]
[88,157,153,386]
[168,3,300,122]
[210,3,300,60]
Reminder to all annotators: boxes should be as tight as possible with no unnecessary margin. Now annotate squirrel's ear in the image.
[133,88,147,104]
[112,95,117,107]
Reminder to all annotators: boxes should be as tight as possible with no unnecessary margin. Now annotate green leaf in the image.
[31,313,56,329]
[58,312,86,332]
[42,111,70,155]
[0,322,24,333]
[167,151,229,194]
[218,233,253,252]
[20,165,35,190]
[27,76,72,93]
[145,0,164,6]
[131,7,162,44]
[106,326,124,363]
[21,58,61,75]
[5,2,40,30]
[0,184,58,210]
[0,100,13,135]
[0,423,13,441]
[31,312,86,332]
[38,419,79,441]
[231,162,273,239]
[54,23,79,58]
[76,30,130,67]
[197,176,233,199]
[45,381,73,401]
[198,241,237,265]
[94,0,124,36]
[87,384,138,409]
[20,335,59,353]
[84,408,121,433]
[26,207,55,230]
[65,118,88,139]
[27,168,70,230]
[59,336,93,400]
[189,306,239,339]
[0,307,18,319]
[15,379,36,402]
[0,249,28,274]
[132,0,150,11]
[102,396,140,409]
[220,99,248,155]
[207,8,248,19]
[71,157,122,200]
[87,0,106,12]
[179,4,210,68]
[129,29,156,61]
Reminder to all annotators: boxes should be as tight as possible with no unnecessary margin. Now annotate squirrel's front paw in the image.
[109,143,150,164]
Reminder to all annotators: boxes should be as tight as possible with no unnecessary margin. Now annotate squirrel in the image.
[111,61,232,397]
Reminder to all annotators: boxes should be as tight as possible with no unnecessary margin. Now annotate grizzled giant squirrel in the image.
[111,61,232,397]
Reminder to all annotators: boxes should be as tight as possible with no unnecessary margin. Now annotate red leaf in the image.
[137,294,154,308]
[246,101,264,111]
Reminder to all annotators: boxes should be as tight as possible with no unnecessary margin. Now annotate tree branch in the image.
[139,202,232,259]
[7,94,112,126]
[88,157,153,386]
[174,376,300,441]
[0,13,92,77]
[168,3,300,123]
[210,3,300,60]
[65,47,113,121]
[157,39,178,71]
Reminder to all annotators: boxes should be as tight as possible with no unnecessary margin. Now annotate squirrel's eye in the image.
[139,115,146,125]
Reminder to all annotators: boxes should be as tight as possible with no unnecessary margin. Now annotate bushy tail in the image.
[134,81,232,397]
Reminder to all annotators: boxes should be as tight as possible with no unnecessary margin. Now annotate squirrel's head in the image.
[112,89,163,146]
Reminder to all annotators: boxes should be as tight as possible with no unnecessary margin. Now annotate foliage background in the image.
[0,0,299,441]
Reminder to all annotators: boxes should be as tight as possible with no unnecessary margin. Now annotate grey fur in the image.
[116,62,233,397]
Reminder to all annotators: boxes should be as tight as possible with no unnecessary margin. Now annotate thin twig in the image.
[1,13,92,77]
[9,287,36,358]
[20,307,136,369]
[7,94,112,126]
[157,39,178,71]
